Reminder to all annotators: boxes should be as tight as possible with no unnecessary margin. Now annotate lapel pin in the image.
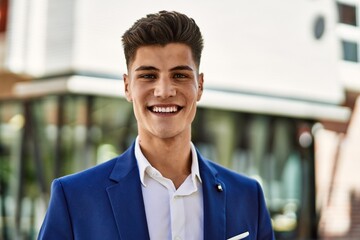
[216,184,223,192]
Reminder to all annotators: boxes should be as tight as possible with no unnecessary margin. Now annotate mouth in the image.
[148,105,183,114]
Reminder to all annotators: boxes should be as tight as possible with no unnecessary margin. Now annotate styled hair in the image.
[122,10,204,68]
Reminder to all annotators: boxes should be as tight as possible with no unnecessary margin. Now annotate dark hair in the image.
[122,10,204,68]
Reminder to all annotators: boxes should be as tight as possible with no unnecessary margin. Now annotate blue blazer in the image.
[38,143,274,240]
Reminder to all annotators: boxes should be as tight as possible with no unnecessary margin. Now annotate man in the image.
[38,11,275,240]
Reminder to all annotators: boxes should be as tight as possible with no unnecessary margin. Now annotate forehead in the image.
[129,43,197,71]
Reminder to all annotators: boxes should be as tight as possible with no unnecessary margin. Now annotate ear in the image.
[197,73,204,101]
[123,73,132,102]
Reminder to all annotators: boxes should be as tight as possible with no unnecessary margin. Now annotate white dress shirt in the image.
[135,137,204,240]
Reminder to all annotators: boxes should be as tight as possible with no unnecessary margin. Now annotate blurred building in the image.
[316,1,360,239]
[0,0,359,239]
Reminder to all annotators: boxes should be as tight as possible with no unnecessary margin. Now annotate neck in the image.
[138,133,192,188]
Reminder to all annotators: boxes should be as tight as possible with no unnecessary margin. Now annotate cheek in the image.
[186,90,200,115]
[133,84,152,98]
[131,93,149,116]
[188,86,200,102]
[130,88,145,103]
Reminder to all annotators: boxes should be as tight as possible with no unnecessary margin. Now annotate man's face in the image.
[124,43,204,140]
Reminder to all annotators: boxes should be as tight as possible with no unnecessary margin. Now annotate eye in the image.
[173,73,187,79]
[139,74,156,79]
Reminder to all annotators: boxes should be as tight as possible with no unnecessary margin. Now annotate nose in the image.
[154,77,176,98]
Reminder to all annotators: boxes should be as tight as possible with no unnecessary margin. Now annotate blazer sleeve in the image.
[38,179,74,240]
[256,181,276,239]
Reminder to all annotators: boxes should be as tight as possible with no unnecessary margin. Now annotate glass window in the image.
[0,95,136,239]
[338,3,357,26]
[342,40,358,62]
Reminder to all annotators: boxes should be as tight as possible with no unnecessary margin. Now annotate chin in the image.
[152,130,183,140]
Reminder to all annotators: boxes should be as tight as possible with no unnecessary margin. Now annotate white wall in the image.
[74,0,344,104]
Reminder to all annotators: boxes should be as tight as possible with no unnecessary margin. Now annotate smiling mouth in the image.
[148,105,183,114]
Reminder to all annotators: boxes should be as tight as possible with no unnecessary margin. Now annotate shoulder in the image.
[57,144,136,187]
[204,159,262,195]
[205,159,256,184]
[58,157,118,186]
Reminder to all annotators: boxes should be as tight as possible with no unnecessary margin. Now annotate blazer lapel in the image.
[198,152,227,240]
[106,144,150,240]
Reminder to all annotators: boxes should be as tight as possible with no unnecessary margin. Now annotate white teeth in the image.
[152,106,178,113]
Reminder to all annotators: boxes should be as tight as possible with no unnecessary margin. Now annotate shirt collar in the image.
[134,136,202,187]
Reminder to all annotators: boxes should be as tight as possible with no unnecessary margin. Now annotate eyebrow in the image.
[135,66,159,71]
[170,65,194,71]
